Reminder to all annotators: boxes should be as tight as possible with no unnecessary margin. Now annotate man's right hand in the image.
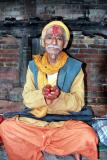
[42,84,60,100]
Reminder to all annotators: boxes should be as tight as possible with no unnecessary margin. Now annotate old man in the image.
[0,20,98,160]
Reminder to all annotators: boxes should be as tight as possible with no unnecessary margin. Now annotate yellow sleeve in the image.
[47,69,85,114]
[22,66,47,109]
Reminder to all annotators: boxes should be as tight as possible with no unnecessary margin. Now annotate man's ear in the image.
[63,41,68,48]
[40,37,45,47]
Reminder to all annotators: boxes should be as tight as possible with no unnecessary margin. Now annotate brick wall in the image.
[0,35,23,113]
[0,0,107,22]
[69,33,107,115]
[0,0,107,115]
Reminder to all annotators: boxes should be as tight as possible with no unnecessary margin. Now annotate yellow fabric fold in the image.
[30,106,48,118]
[33,51,68,89]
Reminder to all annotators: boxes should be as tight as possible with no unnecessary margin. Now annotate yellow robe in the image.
[20,67,85,127]
[0,65,98,160]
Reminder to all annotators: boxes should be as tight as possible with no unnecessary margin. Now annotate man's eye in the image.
[57,37,63,40]
[56,35,64,40]
[46,36,52,40]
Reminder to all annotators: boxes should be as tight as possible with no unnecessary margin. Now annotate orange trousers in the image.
[0,118,98,160]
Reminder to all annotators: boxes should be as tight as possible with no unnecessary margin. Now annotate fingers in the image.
[42,84,51,95]
[42,84,60,100]
[52,85,60,97]
[44,93,58,100]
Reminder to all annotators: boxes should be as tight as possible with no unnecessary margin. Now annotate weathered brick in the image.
[91,104,107,117]
[79,49,99,54]
[4,62,18,67]
[0,44,19,49]
[86,86,105,92]
[0,71,19,81]
[0,49,19,55]
[86,91,107,98]
[9,87,23,102]
[0,57,19,62]
[98,49,107,54]
[0,88,9,100]
[69,48,79,55]
[0,62,3,66]
[89,44,107,49]
[0,100,23,113]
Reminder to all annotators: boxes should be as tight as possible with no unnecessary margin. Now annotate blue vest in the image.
[29,57,82,93]
[4,57,93,122]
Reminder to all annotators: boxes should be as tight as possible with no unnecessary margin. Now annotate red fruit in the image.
[52,86,60,97]
[46,85,52,91]
[42,84,52,95]
[46,90,50,95]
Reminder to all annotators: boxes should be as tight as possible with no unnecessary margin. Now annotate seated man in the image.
[0,20,98,160]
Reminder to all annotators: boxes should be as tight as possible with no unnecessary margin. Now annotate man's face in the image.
[44,25,66,61]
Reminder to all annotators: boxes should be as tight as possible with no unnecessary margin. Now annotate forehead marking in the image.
[51,25,61,36]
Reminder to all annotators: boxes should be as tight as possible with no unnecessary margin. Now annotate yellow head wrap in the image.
[41,20,70,47]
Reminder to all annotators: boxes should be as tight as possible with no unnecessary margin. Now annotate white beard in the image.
[51,54,56,59]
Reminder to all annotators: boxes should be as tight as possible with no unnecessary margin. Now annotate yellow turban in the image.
[41,20,70,47]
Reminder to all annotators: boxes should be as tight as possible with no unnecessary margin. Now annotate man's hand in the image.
[42,84,60,101]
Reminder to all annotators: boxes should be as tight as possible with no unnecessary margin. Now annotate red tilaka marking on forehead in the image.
[51,25,61,36]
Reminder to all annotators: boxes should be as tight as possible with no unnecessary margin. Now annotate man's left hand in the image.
[42,85,60,101]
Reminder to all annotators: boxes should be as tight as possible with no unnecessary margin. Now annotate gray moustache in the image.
[47,45,61,49]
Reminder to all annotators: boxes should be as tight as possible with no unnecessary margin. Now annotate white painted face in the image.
[44,25,67,62]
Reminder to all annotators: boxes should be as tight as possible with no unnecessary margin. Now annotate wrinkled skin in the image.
[44,25,67,64]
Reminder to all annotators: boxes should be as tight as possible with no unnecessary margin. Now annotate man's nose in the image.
[52,37,57,44]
